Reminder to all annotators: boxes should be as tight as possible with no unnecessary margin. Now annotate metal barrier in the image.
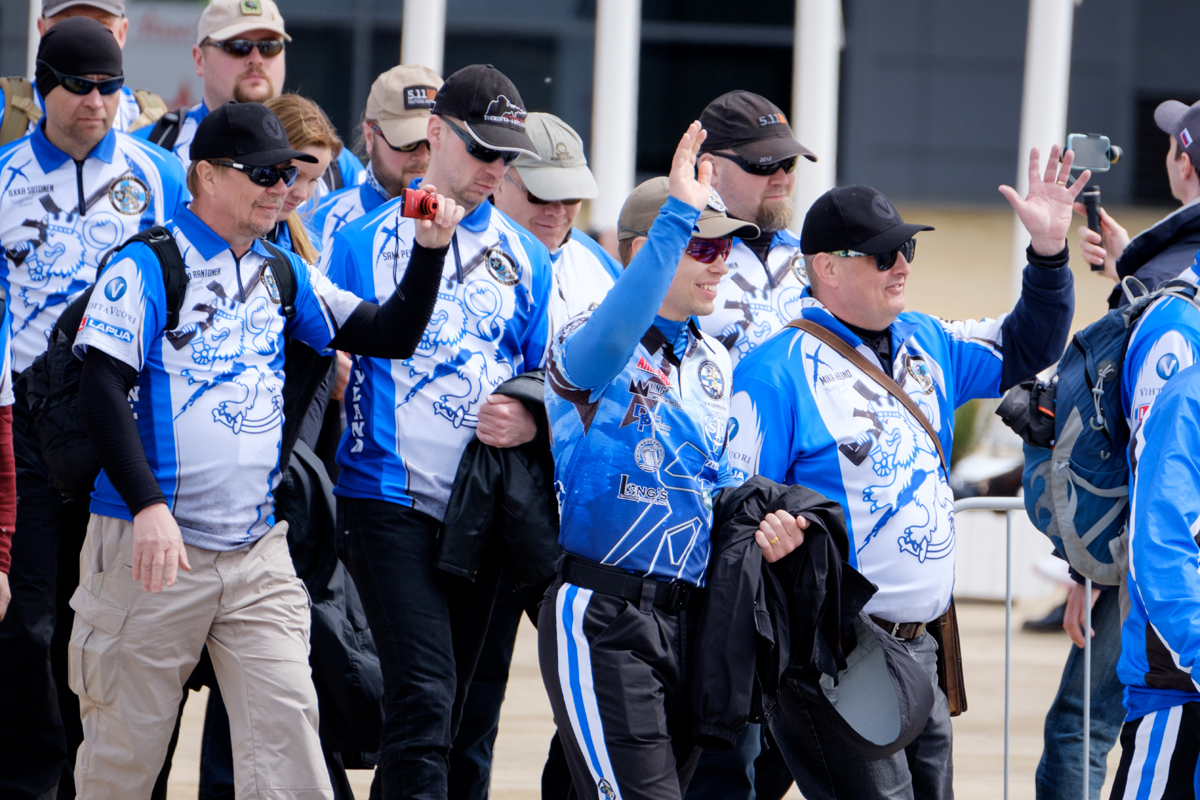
[953,497,1095,800]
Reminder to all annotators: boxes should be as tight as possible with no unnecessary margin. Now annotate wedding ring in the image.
[768,536,780,545]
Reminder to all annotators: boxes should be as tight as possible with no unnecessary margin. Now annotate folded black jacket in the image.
[691,476,876,749]
[437,370,561,591]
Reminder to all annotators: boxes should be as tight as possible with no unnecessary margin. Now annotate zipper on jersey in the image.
[74,160,86,216]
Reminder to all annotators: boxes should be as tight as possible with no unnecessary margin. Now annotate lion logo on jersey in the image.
[857,393,954,563]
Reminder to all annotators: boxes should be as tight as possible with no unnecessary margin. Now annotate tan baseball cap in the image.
[366,65,443,148]
[510,113,598,201]
[197,0,289,46]
[618,177,759,242]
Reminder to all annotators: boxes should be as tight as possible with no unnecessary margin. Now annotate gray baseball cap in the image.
[1155,99,1200,164]
[510,113,598,201]
[43,0,125,16]
[617,177,759,242]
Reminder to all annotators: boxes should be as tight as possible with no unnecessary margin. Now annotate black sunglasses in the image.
[208,160,298,187]
[710,151,798,177]
[442,117,519,166]
[37,61,123,96]
[831,238,917,271]
[371,125,428,153]
[504,174,582,206]
[204,38,285,58]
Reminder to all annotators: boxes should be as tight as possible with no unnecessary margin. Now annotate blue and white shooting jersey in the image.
[727,294,1014,622]
[73,207,363,550]
[699,230,807,367]
[322,195,552,520]
[134,100,207,171]
[0,299,16,407]
[1122,269,1200,434]
[1123,362,1200,721]
[1,84,145,138]
[547,229,621,336]
[547,315,736,587]
[0,124,187,371]
[306,174,388,254]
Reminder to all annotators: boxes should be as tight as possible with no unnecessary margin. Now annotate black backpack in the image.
[22,226,297,503]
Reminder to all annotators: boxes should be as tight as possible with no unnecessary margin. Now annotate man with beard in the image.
[70,100,463,798]
[309,65,442,249]
[140,0,363,192]
[694,91,817,368]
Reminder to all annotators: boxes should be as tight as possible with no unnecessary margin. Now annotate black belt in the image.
[869,615,928,640]
[561,556,702,615]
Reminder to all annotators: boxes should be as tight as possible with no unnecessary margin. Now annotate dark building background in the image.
[6,0,1199,207]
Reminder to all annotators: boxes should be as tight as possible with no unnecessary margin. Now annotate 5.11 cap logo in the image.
[405,86,437,110]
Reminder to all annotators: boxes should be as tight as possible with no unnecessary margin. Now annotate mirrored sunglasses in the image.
[830,238,917,271]
[684,236,733,264]
[37,61,123,96]
[209,160,298,188]
[205,39,285,58]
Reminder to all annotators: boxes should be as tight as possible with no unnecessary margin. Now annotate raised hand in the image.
[999,145,1091,256]
[412,185,466,249]
[668,121,713,211]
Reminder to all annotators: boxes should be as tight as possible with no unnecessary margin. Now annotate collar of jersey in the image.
[798,286,918,352]
[191,100,211,123]
[31,123,117,172]
[411,177,492,232]
[174,205,276,262]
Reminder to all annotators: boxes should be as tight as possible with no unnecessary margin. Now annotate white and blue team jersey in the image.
[727,294,1017,623]
[699,230,807,367]
[134,100,207,170]
[547,229,621,335]
[322,193,552,520]
[1,84,145,138]
[0,124,187,371]
[1123,363,1200,722]
[547,314,737,587]
[0,299,16,407]
[1122,267,1200,434]
[306,170,388,253]
[73,207,363,550]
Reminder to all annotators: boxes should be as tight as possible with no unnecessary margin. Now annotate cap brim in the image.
[855,222,934,254]
[463,121,540,159]
[201,22,291,45]
[239,146,319,167]
[732,136,818,164]
[1155,100,1188,135]
[376,116,430,149]
[515,163,599,201]
[696,214,759,240]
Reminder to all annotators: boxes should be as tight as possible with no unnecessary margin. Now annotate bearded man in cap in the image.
[69,100,463,798]
[0,17,187,799]
[319,63,552,799]
[310,65,443,250]
[725,149,1083,799]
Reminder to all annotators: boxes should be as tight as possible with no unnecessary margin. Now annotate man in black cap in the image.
[695,90,816,368]
[725,148,1083,800]
[318,63,552,799]
[68,100,463,798]
[0,16,188,799]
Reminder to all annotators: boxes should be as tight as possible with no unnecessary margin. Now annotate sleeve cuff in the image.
[1026,244,1069,271]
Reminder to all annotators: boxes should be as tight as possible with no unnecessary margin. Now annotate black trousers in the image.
[1108,701,1200,800]
[538,577,701,800]
[0,381,90,799]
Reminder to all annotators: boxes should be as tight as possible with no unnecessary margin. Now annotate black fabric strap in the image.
[561,555,702,614]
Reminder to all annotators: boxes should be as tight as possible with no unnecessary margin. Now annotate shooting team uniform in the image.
[307,164,390,253]
[727,248,1073,799]
[321,189,551,792]
[0,122,186,796]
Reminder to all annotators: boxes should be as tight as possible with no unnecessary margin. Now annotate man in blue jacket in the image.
[726,146,1083,799]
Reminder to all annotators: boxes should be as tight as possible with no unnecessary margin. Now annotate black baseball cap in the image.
[699,90,817,166]
[432,64,538,158]
[190,102,318,167]
[801,185,933,255]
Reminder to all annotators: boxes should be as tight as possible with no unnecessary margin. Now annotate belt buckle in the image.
[889,621,902,637]
[665,580,687,613]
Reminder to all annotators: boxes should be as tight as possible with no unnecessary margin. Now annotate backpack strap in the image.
[785,318,948,472]
[322,159,343,193]
[97,226,189,331]
[260,240,297,319]
[146,110,183,152]
[129,89,169,132]
[1,77,41,146]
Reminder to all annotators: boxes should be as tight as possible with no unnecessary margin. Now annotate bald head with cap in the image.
[35,16,124,160]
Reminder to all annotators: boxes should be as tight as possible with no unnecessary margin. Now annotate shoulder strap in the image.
[785,318,948,472]
[260,239,297,319]
[97,226,188,330]
[129,89,168,132]
[1,77,40,146]
[146,110,182,151]
[323,159,343,192]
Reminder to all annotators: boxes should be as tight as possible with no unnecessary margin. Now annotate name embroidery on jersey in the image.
[109,176,150,216]
[485,246,521,286]
[634,438,665,472]
[697,359,725,400]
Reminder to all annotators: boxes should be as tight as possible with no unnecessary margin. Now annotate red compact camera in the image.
[400,188,439,220]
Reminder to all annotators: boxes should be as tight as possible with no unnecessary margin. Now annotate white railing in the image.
[953,497,1095,800]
